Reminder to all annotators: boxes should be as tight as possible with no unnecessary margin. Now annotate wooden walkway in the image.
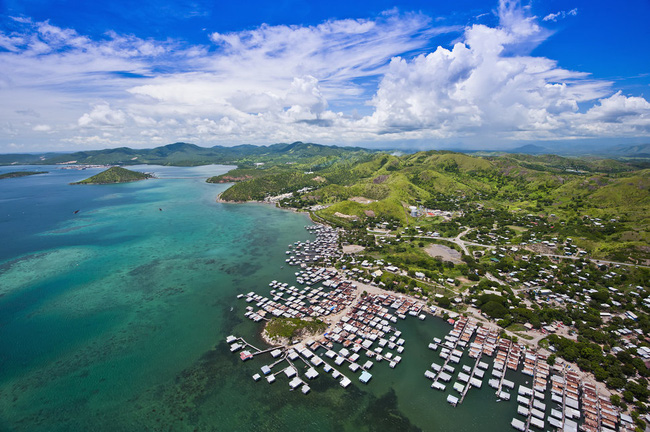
[459,351,482,404]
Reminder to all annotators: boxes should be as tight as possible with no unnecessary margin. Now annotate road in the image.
[368,226,644,268]
[535,253,650,269]
[368,227,496,256]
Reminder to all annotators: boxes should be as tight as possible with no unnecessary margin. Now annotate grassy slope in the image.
[214,149,649,260]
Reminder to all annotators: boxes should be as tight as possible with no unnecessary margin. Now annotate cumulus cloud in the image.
[78,104,126,128]
[0,1,648,151]
[361,1,648,141]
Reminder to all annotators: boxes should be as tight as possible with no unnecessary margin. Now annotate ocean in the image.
[0,165,529,431]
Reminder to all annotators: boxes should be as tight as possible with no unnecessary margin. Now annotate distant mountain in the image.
[606,143,650,158]
[4,141,649,167]
[0,152,69,165]
[14,142,374,167]
[509,144,550,155]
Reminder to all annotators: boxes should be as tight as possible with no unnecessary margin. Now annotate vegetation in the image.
[264,317,327,343]
[219,171,322,201]
[208,149,650,262]
[72,166,153,184]
[6,141,650,421]
[0,171,47,179]
[7,141,374,167]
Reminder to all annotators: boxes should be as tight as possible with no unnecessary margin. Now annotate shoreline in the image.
[215,191,324,224]
[252,261,620,409]
[223,194,623,412]
[260,322,285,347]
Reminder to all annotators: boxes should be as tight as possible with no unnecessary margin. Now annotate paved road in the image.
[536,253,649,269]
[368,227,496,256]
[368,227,646,268]
[438,228,497,255]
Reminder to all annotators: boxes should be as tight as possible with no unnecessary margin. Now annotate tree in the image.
[608,376,626,390]
[610,394,623,408]
[623,390,635,403]
[437,297,451,308]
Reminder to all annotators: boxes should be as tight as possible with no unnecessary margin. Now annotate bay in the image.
[0,165,525,431]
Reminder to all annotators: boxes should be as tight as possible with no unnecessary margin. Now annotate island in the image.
[0,171,47,180]
[72,166,153,184]
[262,317,327,346]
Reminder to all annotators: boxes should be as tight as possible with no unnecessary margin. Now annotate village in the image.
[227,217,649,432]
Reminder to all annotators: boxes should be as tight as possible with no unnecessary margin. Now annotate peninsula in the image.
[72,166,153,184]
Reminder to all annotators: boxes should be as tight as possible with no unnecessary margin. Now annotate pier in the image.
[514,351,549,432]
[494,339,514,396]
[428,317,470,391]
[424,317,488,407]
[458,350,483,404]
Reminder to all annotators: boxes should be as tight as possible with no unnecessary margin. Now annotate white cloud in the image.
[574,92,650,135]
[78,104,126,128]
[543,8,578,22]
[0,1,648,151]
[360,1,648,142]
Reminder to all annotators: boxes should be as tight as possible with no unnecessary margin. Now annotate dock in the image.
[494,339,513,396]
[516,351,549,432]
[458,350,483,404]
[427,317,471,391]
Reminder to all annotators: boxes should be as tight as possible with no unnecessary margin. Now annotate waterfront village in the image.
[228,203,650,432]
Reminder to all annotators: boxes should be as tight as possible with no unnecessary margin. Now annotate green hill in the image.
[72,167,153,184]
[214,150,650,260]
[0,171,47,180]
[30,141,374,167]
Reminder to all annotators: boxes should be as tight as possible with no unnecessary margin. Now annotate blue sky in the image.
[1,0,649,152]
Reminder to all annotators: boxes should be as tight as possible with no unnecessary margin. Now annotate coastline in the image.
[260,322,285,347]
[250,255,617,410]
[219,185,619,414]
[215,191,322,223]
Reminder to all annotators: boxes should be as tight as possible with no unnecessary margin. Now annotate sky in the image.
[0,0,649,152]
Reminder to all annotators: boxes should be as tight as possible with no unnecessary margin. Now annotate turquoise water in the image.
[0,165,526,431]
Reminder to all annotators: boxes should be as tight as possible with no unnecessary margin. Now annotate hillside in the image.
[215,150,650,261]
[72,167,153,184]
[24,141,374,167]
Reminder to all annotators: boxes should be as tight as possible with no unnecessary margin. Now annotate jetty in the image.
[493,339,518,397]
[512,351,549,432]
[427,317,470,391]
[456,325,497,403]
[458,349,483,404]
[424,317,488,406]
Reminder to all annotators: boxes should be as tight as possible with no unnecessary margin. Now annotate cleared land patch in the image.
[424,243,463,264]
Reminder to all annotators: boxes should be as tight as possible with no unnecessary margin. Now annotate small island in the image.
[72,166,153,185]
[262,317,327,346]
[0,171,47,180]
